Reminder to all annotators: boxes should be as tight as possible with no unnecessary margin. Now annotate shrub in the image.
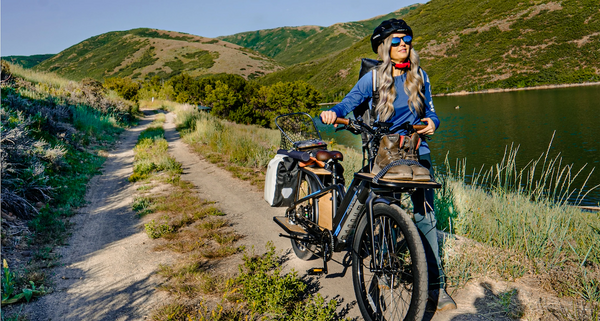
[145,216,173,239]
[104,77,140,101]
[1,60,13,82]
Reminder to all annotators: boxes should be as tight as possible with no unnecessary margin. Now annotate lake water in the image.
[316,85,600,207]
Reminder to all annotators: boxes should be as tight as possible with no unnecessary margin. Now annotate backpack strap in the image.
[369,68,378,125]
[417,67,426,118]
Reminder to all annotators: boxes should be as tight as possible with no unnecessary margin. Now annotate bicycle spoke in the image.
[368,215,414,320]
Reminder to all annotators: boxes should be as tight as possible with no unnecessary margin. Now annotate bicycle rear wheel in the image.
[291,172,318,260]
[352,203,428,321]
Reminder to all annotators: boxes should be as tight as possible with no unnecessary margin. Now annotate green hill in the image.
[218,26,324,61]
[34,28,282,81]
[220,5,421,65]
[1,54,55,68]
[257,0,600,98]
[257,37,377,101]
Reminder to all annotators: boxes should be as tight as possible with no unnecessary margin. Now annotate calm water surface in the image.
[317,85,600,206]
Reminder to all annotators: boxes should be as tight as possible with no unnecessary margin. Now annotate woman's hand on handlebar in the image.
[417,117,436,135]
[320,110,339,127]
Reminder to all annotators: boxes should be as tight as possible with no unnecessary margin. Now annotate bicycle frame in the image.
[279,162,434,273]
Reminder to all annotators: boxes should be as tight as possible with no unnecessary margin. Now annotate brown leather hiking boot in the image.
[405,133,431,181]
[371,134,412,180]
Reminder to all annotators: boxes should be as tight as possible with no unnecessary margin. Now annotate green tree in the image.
[205,81,242,118]
[264,81,322,125]
[103,77,140,101]
[167,73,202,104]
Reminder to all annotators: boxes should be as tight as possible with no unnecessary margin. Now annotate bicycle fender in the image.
[355,195,398,224]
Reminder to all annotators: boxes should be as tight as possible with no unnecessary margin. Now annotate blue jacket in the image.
[329,69,440,155]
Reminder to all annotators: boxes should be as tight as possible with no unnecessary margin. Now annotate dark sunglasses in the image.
[391,36,412,46]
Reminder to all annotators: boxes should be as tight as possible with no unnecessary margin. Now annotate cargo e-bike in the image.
[271,112,441,321]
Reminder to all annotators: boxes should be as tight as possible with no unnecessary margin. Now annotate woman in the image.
[320,18,457,312]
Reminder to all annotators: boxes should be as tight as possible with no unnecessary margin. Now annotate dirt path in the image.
[21,110,533,320]
[23,111,177,321]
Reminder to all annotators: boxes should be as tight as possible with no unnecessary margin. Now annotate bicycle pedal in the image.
[307,268,325,275]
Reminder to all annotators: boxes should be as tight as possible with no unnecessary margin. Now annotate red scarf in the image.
[393,61,410,69]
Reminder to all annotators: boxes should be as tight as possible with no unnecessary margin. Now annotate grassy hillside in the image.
[258,0,600,97]
[34,28,282,81]
[1,54,55,68]
[221,5,420,65]
[257,37,377,101]
[218,26,324,60]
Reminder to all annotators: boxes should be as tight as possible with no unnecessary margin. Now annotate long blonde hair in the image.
[374,36,425,121]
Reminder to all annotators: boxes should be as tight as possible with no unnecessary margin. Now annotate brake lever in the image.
[349,127,362,135]
[339,125,361,135]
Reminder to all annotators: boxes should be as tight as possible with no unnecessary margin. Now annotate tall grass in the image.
[8,63,74,89]
[438,139,600,267]
[436,139,600,309]
[460,133,599,207]
[72,105,121,142]
[175,105,279,169]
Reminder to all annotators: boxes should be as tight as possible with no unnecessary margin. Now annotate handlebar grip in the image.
[334,118,350,125]
[413,124,427,131]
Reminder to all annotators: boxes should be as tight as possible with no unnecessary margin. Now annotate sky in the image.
[1,0,422,57]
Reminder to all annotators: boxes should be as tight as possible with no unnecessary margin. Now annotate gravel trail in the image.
[24,111,176,321]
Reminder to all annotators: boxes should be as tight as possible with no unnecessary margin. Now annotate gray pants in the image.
[411,153,445,289]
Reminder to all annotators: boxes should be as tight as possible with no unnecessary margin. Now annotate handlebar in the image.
[333,117,428,135]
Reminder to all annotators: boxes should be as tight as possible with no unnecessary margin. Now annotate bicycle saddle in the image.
[315,150,343,162]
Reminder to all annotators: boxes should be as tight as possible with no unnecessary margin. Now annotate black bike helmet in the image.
[370,19,413,53]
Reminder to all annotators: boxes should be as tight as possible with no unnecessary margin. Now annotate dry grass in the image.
[116,32,281,81]
[8,63,75,88]
[173,105,279,188]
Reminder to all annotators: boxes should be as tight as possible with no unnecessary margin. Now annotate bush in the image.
[234,243,343,320]
[145,216,173,239]
[104,77,140,101]
[1,60,12,82]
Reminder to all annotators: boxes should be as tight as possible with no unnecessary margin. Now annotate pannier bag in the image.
[264,154,299,207]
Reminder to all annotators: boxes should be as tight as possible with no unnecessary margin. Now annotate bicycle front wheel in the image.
[352,203,428,321]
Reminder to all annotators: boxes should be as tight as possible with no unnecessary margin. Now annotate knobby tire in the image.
[352,203,428,321]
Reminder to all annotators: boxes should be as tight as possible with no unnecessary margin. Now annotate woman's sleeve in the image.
[329,71,374,117]
[421,69,441,129]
